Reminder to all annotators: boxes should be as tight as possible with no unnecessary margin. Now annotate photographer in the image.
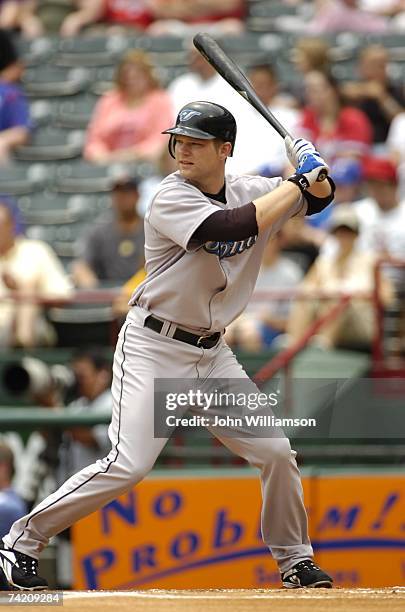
[57,349,112,482]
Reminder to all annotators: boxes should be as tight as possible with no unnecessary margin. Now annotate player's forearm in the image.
[253,181,304,232]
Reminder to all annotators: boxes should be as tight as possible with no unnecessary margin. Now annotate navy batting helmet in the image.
[162,101,237,158]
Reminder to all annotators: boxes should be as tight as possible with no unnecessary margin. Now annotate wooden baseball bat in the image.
[193,32,328,181]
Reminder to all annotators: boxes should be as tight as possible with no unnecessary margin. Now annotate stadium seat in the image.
[55,94,99,129]
[31,99,57,128]
[54,161,114,193]
[247,0,299,31]
[15,35,56,66]
[14,128,84,161]
[89,66,114,96]
[22,66,91,98]
[54,160,148,193]
[134,35,185,53]
[214,33,273,67]
[332,61,358,81]
[0,164,52,195]
[55,35,128,67]
[18,192,104,225]
[131,35,187,67]
[26,220,89,258]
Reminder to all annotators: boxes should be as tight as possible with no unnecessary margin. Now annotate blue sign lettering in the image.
[371,493,399,530]
[82,549,115,589]
[132,545,157,573]
[318,506,361,531]
[213,510,244,547]
[153,491,182,518]
[170,532,200,559]
[101,491,137,534]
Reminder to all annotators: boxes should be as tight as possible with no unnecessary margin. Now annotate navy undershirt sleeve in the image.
[192,202,258,242]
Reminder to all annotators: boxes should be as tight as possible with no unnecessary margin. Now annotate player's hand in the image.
[288,152,330,191]
[284,136,318,168]
[297,151,329,185]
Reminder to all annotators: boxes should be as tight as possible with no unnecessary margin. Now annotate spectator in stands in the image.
[0,442,27,538]
[229,62,299,176]
[59,0,154,37]
[354,157,405,258]
[307,0,388,33]
[168,46,232,113]
[58,349,112,482]
[289,38,332,107]
[387,112,405,199]
[360,0,405,29]
[287,205,392,350]
[342,45,405,147]
[291,37,331,79]
[0,357,62,509]
[72,174,145,289]
[148,0,245,35]
[0,200,72,348]
[225,233,303,352]
[0,28,31,164]
[304,157,364,237]
[84,50,173,165]
[355,156,405,356]
[299,70,372,165]
[0,0,43,37]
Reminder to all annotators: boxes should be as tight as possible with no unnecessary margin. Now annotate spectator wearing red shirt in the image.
[84,50,173,165]
[60,0,154,37]
[299,70,372,164]
[148,0,245,34]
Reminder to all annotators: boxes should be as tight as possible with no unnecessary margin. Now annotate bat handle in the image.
[317,169,328,182]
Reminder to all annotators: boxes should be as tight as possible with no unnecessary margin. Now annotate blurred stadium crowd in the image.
[0,0,405,586]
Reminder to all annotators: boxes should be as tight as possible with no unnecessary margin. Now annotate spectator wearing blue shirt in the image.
[0,442,27,539]
[307,158,363,230]
[0,28,31,164]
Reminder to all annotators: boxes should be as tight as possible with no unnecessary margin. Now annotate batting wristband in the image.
[287,173,310,194]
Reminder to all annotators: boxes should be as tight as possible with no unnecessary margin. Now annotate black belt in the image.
[144,315,221,349]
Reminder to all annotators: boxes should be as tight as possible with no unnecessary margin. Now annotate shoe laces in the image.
[294,560,320,572]
[14,551,38,576]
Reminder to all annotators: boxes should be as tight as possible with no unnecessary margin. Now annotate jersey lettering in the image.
[203,235,257,259]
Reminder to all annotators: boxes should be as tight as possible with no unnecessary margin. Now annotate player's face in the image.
[174,135,230,189]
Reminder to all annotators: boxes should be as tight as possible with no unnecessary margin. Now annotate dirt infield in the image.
[15,588,404,612]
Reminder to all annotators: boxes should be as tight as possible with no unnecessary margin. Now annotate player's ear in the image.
[219,141,232,160]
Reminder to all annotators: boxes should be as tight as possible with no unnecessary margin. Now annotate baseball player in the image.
[0,101,335,590]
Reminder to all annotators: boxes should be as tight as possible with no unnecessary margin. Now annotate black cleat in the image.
[282,559,333,588]
[0,566,9,591]
[0,542,48,591]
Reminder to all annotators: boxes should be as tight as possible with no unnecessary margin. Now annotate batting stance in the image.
[1,101,335,590]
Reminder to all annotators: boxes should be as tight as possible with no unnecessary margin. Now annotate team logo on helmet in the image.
[179,109,202,122]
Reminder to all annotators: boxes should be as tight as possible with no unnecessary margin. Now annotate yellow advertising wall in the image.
[72,470,405,589]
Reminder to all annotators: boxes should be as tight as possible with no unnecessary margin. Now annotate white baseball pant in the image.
[4,306,313,574]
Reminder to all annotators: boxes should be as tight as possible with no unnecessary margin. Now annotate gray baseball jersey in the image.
[130,171,305,332]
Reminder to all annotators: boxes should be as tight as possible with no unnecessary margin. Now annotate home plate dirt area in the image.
[18,588,405,612]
